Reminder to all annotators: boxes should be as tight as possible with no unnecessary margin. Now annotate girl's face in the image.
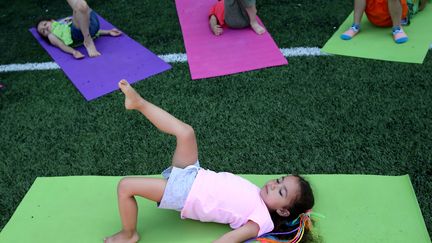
[37,20,52,37]
[259,175,300,213]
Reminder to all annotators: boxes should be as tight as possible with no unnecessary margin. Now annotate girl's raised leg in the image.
[244,3,265,34]
[105,178,167,243]
[118,79,198,168]
[106,80,198,242]
[67,0,100,57]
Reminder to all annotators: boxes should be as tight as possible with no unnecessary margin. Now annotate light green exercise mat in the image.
[0,175,430,243]
[321,7,432,63]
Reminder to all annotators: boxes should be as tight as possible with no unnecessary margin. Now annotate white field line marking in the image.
[1,45,431,73]
[0,62,60,72]
[0,47,326,73]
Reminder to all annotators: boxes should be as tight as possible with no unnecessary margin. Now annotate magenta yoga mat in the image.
[175,0,288,79]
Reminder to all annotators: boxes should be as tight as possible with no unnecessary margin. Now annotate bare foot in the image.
[118,79,145,110]
[72,50,85,59]
[83,38,101,57]
[210,22,223,36]
[250,21,265,35]
[209,15,223,36]
[211,24,223,36]
[104,231,139,243]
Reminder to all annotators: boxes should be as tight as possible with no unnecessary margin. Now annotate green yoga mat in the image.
[322,8,432,63]
[0,175,430,243]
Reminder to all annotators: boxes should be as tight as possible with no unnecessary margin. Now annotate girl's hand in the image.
[73,50,85,59]
[109,28,122,37]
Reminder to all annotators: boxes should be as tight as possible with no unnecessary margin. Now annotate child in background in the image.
[37,0,122,59]
[340,0,427,44]
[104,80,315,243]
[405,0,428,23]
[209,0,266,36]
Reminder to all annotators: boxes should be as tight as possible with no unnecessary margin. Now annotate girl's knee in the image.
[179,125,196,141]
[75,0,90,13]
[117,178,134,197]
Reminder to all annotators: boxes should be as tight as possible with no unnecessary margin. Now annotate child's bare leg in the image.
[244,5,265,34]
[353,0,366,25]
[387,0,402,27]
[67,0,100,57]
[388,0,408,43]
[105,178,166,243]
[118,80,198,168]
[341,0,365,40]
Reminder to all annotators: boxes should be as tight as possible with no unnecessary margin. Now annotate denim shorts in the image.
[158,161,200,211]
[70,10,100,43]
[224,0,255,28]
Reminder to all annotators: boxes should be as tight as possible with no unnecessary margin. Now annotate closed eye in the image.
[279,190,283,196]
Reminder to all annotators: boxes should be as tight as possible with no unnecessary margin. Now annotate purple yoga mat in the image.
[175,0,287,79]
[30,15,171,101]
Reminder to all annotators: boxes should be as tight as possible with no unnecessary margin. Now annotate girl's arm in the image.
[47,34,84,59]
[213,220,259,243]
[98,28,122,36]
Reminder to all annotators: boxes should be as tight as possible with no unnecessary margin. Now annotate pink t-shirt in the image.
[181,169,274,236]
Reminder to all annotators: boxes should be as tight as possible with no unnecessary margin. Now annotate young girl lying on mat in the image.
[209,0,266,36]
[105,80,315,243]
[340,0,428,44]
[36,0,122,59]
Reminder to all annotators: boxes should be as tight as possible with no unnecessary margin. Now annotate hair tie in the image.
[252,210,325,243]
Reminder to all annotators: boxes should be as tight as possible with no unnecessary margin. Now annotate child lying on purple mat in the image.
[209,0,266,36]
[104,79,315,243]
[37,0,122,59]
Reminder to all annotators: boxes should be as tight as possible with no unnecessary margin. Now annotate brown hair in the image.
[269,175,315,241]
[35,18,51,40]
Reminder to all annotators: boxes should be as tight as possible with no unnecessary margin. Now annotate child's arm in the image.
[47,34,84,59]
[213,220,259,243]
[98,28,122,37]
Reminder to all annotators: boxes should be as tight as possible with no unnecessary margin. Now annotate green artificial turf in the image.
[0,0,431,239]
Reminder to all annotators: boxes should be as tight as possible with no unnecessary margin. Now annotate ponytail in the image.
[254,212,312,243]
